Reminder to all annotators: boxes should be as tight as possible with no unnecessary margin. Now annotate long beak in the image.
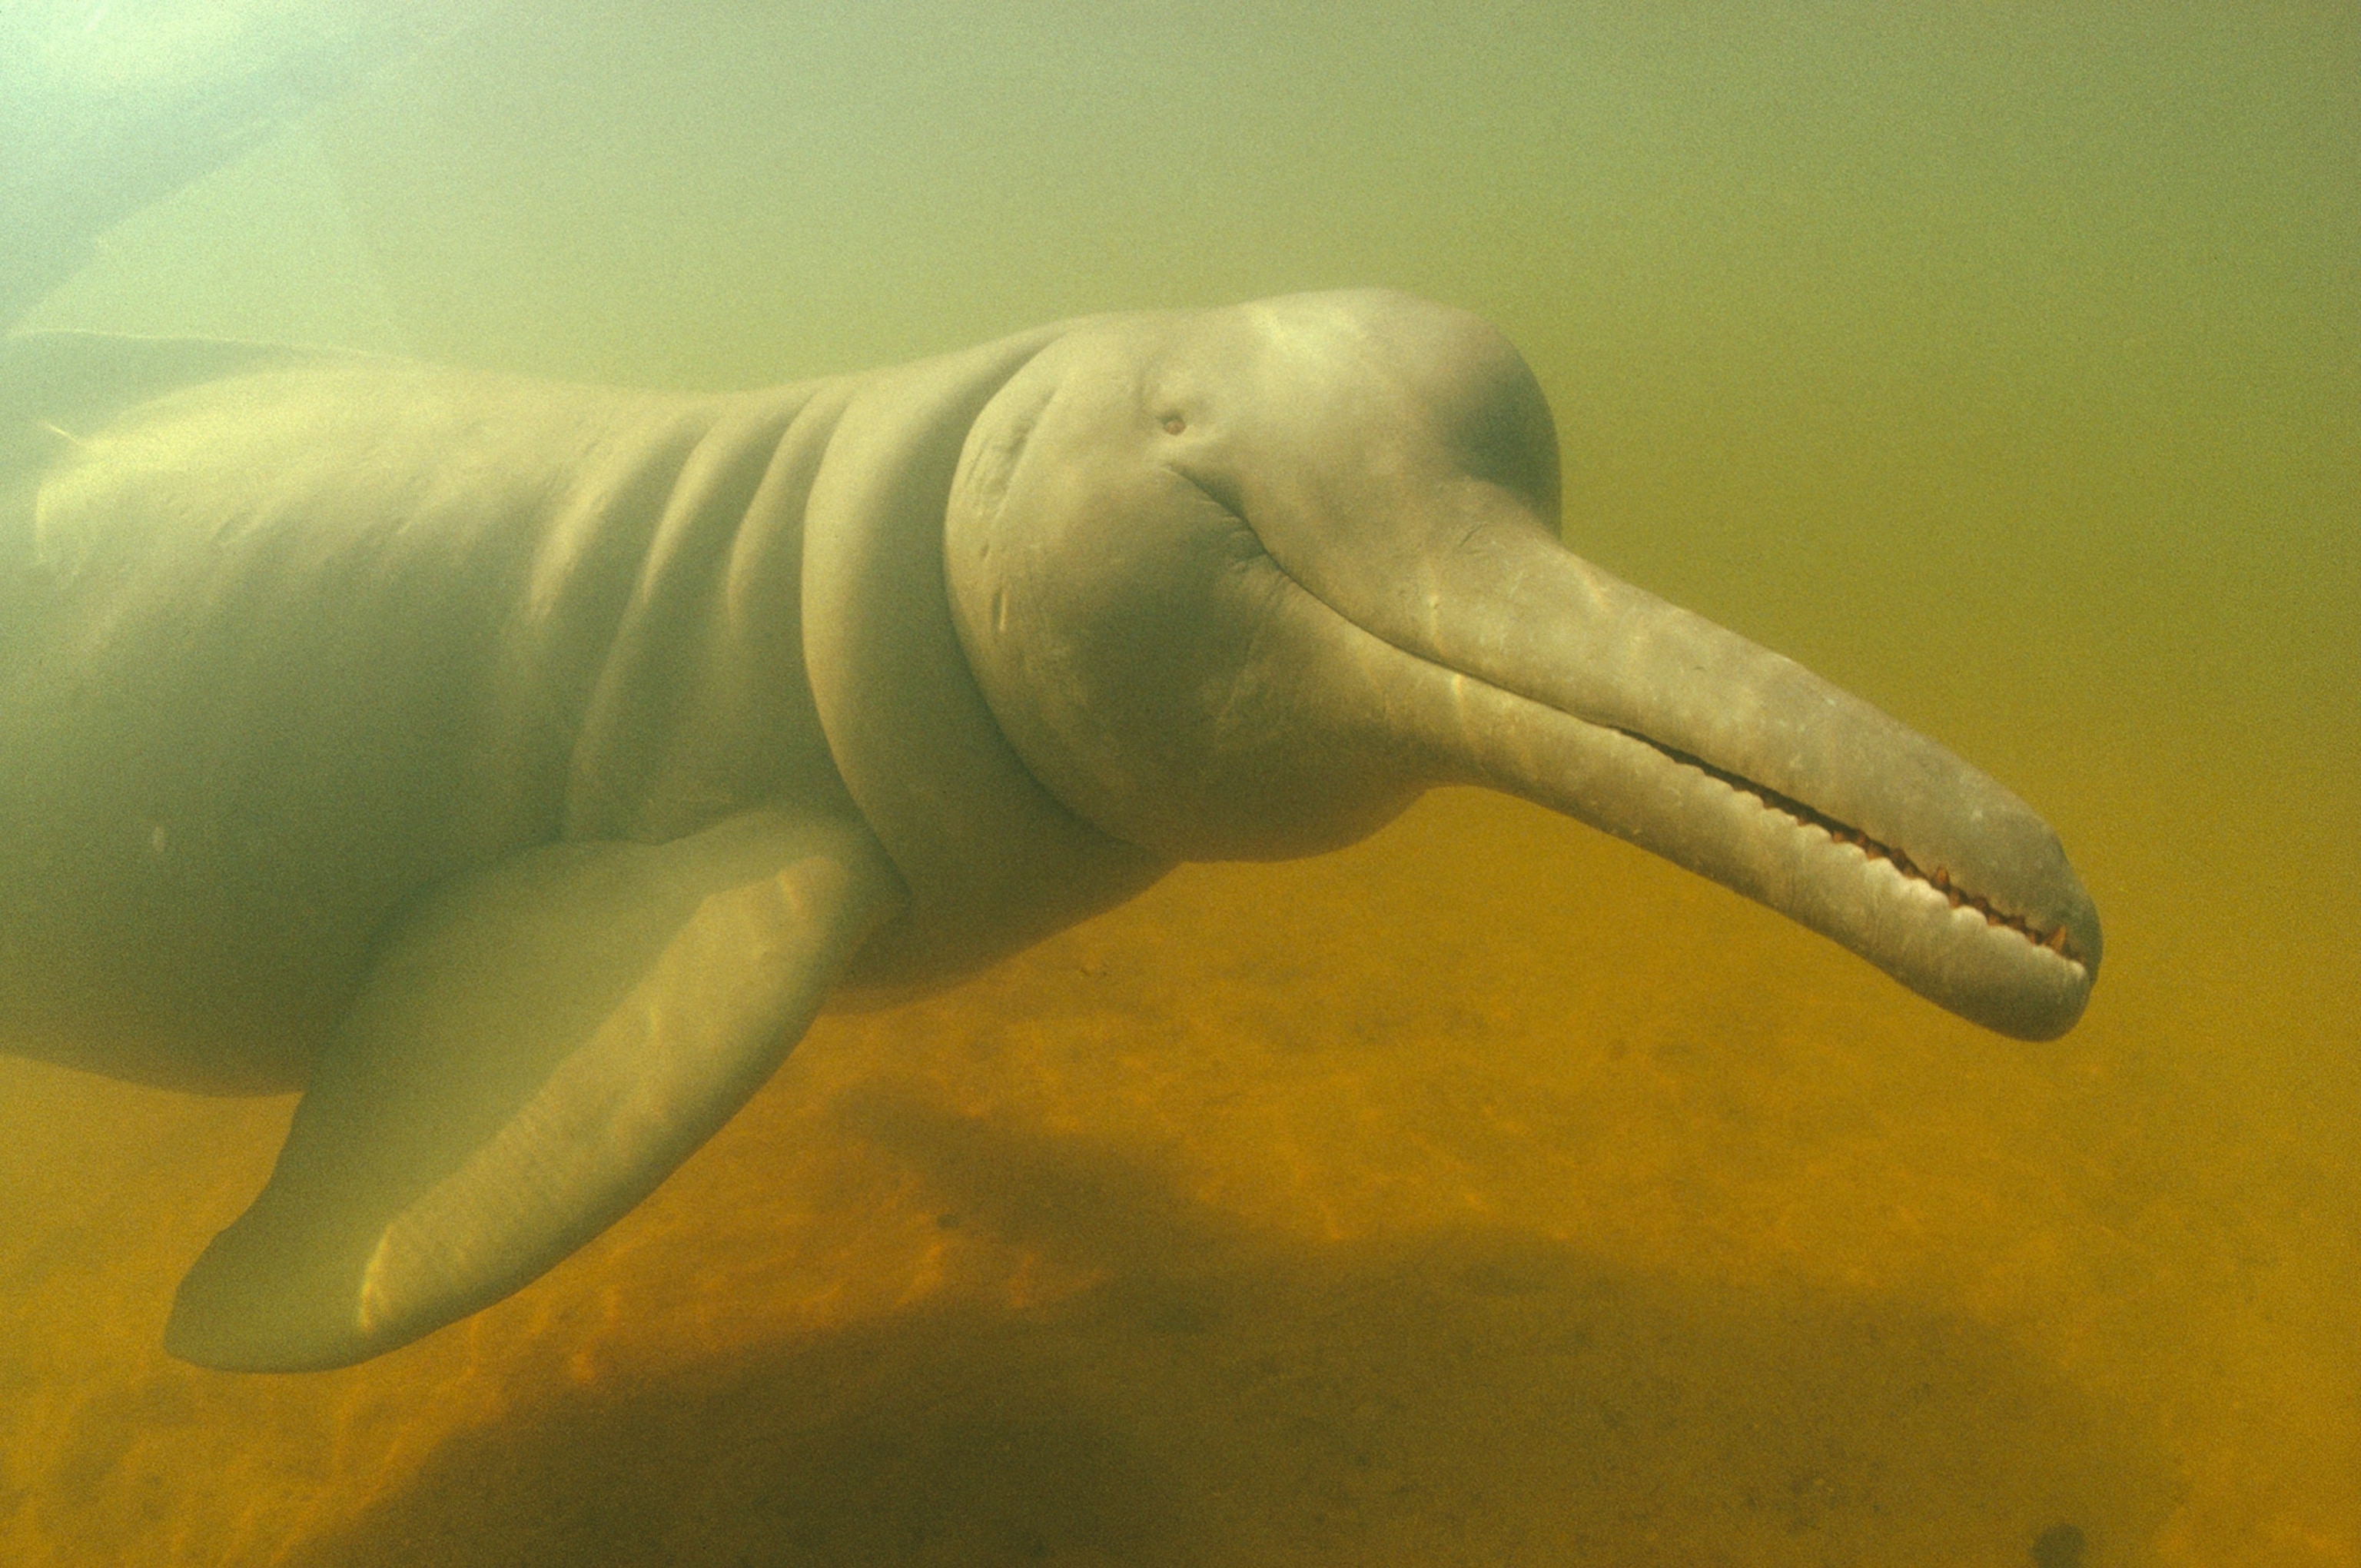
[1312,505,2100,1041]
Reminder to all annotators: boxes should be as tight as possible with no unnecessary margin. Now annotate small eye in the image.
[1160,414,1186,435]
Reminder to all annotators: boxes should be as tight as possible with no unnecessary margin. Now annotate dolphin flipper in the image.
[164,808,906,1372]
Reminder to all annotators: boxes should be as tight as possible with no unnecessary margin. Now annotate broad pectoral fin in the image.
[164,809,906,1372]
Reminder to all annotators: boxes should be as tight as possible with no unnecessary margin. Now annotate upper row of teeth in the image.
[1625,729,2083,967]
[1805,819,2077,962]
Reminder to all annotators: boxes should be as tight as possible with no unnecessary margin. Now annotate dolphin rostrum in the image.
[0,291,2098,1370]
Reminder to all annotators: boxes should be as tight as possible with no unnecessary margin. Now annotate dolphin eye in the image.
[1160,414,1186,435]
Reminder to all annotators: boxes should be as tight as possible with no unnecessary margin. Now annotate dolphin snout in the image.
[1369,519,2102,1040]
[1179,292,2104,1038]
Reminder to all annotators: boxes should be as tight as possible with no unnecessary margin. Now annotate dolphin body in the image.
[0,8,2096,1374]
[0,295,2100,1372]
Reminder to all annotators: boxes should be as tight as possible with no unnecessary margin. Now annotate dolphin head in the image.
[944,289,2099,1039]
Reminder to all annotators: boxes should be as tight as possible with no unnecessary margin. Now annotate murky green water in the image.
[3,2,2355,1563]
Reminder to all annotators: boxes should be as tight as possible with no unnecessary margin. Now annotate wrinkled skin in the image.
[0,291,2097,1374]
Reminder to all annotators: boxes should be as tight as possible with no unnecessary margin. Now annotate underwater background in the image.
[2,2,2353,1563]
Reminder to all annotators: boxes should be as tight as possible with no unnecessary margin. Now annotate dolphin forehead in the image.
[1171,292,1558,498]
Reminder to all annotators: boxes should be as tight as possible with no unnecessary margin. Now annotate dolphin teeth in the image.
[1617,727,2087,970]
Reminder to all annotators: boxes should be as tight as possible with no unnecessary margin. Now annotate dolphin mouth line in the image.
[1612,726,2088,969]
[1196,490,2090,984]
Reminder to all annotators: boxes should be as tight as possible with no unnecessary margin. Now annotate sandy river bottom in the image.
[0,786,2353,1566]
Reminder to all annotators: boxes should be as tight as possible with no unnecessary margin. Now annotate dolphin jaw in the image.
[1611,725,2096,973]
[1646,729,2096,1024]
[1429,676,2100,1041]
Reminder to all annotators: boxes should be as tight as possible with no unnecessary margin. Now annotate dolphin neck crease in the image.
[0,328,1162,1068]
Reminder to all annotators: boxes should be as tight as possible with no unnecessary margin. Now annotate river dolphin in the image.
[0,3,2096,1374]
[0,292,2099,1371]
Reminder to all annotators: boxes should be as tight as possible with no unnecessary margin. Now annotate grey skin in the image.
[0,291,2097,1371]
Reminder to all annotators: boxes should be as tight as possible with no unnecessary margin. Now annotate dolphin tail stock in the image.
[163,806,908,1372]
[0,0,490,333]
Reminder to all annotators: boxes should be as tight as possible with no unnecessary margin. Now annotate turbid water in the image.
[1,2,2353,1563]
